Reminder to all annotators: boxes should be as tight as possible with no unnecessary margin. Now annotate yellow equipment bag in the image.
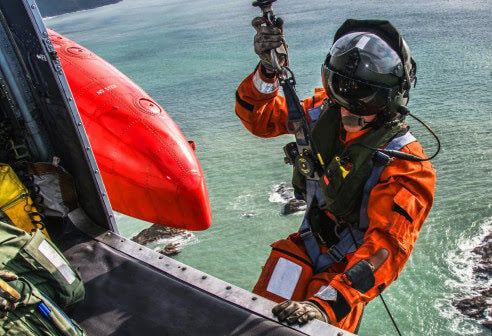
[0,164,49,238]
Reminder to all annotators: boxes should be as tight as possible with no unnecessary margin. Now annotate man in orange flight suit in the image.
[235,18,436,333]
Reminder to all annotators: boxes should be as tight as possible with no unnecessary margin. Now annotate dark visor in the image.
[322,66,393,116]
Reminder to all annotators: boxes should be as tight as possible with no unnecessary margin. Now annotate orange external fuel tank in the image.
[48,29,212,231]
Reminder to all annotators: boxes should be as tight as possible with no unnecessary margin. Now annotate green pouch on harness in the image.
[0,276,86,336]
[0,221,84,309]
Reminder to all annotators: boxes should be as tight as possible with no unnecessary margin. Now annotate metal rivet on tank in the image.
[31,4,36,8]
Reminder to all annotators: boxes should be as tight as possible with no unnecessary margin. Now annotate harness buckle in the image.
[299,229,314,240]
[332,215,347,238]
[327,245,345,263]
[314,232,327,246]
[373,151,392,166]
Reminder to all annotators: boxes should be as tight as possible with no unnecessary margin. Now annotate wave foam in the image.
[150,231,199,251]
[437,217,492,334]
[268,182,295,204]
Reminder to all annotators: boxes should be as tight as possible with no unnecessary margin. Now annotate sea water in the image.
[46,0,491,334]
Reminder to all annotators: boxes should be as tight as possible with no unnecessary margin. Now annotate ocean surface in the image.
[46,0,491,335]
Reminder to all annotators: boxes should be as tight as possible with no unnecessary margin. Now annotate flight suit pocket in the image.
[252,238,313,302]
[16,230,85,309]
[389,187,424,254]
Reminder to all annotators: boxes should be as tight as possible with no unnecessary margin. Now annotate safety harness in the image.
[296,105,416,274]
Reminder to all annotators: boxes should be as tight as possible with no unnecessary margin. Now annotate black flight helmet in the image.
[322,20,416,120]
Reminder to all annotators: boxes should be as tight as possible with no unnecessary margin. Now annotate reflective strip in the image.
[355,35,371,49]
[253,70,279,94]
[314,285,338,302]
[266,257,302,299]
[38,240,76,284]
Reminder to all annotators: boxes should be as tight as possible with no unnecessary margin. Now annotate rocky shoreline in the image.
[272,182,306,215]
[36,0,121,18]
[453,231,492,330]
[131,224,192,256]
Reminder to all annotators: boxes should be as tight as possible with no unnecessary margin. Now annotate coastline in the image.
[37,0,122,18]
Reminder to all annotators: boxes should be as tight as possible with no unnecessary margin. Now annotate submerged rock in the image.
[282,198,307,215]
[159,243,181,256]
[472,232,492,281]
[453,231,492,330]
[240,212,256,218]
[131,224,186,246]
[272,182,306,215]
[453,288,491,321]
[273,182,295,203]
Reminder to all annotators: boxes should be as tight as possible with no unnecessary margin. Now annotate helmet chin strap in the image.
[341,115,368,128]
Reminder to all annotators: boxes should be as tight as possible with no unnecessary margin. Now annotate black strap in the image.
[235,91,254,112]
[281,78,308,136]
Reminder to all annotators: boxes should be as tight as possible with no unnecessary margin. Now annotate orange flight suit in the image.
[235,66,436,333]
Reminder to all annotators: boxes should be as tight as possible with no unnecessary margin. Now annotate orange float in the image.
[48,29,212,231]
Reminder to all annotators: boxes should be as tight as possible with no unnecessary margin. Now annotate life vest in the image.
[292,103,415,273]
[293,103,406,221]
[0,164,49,238]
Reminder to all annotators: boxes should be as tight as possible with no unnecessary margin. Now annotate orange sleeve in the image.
[310,140,436,322]
[235,65,327,138]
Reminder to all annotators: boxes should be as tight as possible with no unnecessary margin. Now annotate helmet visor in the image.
[322,66,393,116]
[329,32,403,81]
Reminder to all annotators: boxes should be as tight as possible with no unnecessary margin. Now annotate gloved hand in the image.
[272,300,328,325]
[252,16,288,72]
[0,270,20,318]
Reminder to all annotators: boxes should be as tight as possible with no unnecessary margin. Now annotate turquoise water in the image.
[46,0,491,335]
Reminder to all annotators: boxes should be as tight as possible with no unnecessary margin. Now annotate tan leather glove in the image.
[272,300,328,325]
[252,16,288,72]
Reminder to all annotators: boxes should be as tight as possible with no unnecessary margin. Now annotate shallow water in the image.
[46,0,491,334]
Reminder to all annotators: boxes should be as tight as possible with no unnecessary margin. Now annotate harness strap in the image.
[299,131,416,273]
[315,227,365,273]
[282,79,310,146]
[307,105,323,127]
[358,131,416,229]
[299,179,325,264]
